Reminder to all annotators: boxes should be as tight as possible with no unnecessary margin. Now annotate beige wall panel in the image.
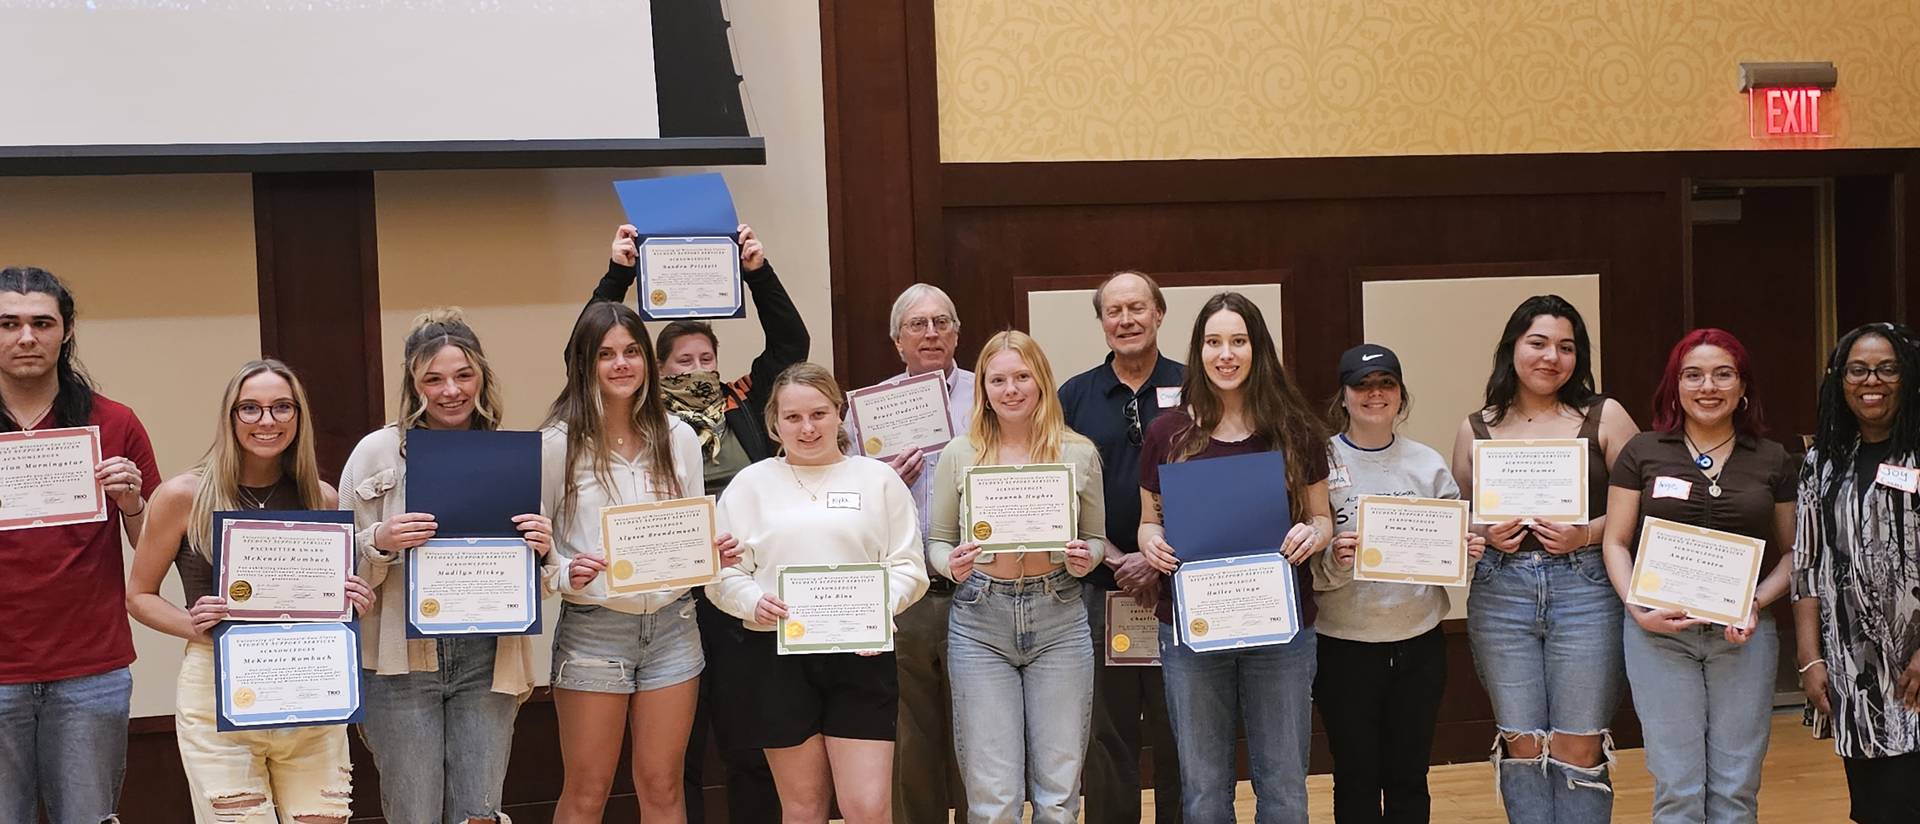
[1027,284,1284,389]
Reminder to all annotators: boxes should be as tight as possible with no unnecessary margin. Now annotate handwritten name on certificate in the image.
[1354,496,1470,587]
[1627,517,1765,626]
[218,519,355,621]
[964,464,1076,553]
[1471,438,1589,524]
[216,623,360,730]
[639,237,743,319]
[777,563,892,655]
[0,426,105,531]
[1105,590,1161,666]
[407,537,539,636]
[847,371,953,461]
[601,496,719,595]
[1173,554,1300,652]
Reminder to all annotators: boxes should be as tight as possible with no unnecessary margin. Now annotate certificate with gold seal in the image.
[964,463,1076,554]
[406,537,541,637]
[1626,517,1765,626]
[214,514,356,622]
[1353,496,1471,587]
[1104,590,1161,666]
[213,621,362,731]
[1172,553,1299,652]
[0,425,106,531]
[846,371,953,461]
[776,563,892,655]
[601,496,719,595]
[1470,438,1589,524]
[636,236,744,320]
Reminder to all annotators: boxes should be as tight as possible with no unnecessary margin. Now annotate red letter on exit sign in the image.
[1751,87,1825,138]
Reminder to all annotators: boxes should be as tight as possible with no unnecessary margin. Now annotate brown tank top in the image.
[1469,397,1610,552]
[173,478,306,605]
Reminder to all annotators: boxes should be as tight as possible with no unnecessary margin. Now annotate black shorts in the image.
[716,627,899,750]
[1843,751,1920,824]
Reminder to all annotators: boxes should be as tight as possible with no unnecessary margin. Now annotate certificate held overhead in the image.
[613,173,745,321]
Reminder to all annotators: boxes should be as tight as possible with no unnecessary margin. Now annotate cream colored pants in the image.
[174,642,353,823]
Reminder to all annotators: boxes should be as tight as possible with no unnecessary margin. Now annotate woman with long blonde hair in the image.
[127,358,374,822]
[925,330,1104,823]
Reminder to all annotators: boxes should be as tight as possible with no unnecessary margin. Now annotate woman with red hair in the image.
[1599,328,1797,823]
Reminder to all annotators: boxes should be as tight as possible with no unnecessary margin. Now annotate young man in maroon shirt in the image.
[0,266,159,824]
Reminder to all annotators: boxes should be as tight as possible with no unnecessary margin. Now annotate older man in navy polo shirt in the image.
[1059,270,1186,823]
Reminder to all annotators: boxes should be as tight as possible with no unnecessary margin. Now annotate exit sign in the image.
[1749,87,1827,138]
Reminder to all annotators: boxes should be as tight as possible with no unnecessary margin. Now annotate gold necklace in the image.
[787,459,839,501]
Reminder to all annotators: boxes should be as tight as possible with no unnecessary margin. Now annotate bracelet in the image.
[1797,658,1826,674]
[123,501,145,518]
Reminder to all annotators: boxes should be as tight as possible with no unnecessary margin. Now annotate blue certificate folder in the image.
[614,174,747,321]
[405,429,541,539]
[1158,451,1292,561]
[212,621,363,731]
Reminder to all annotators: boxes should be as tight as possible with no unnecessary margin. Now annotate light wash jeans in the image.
[175,642,353,822]
[359,636,519,824]
[1160,621,1318,824]
[0,666,131,824]
[1623,611,1777,824]
[947,569,1093,824]
[1467,548,1624,824]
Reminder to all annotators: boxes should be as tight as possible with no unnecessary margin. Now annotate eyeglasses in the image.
[1123,396,1141,446]
[901,315,955,335]
[1678,368,1740,389]
[1842,362,1902,385]
[233,401,299,424]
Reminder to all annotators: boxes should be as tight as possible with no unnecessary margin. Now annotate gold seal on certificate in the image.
[963,463,1076,553]
[1627,517,1765,626]
[600,496,719,595]
[216,517,357,622]
[0,425,106,531]
[846,371,954,461]
[1354,496,1471,587]
[777,563,893,655]
[637,237,744,320]
[1471,438,1589,523]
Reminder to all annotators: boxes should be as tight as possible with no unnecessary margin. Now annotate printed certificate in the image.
[637,236,744,320]
[964,463,1076,553]
[214,622,361,731]
[1104,590,1161,666]
[0,425,105,531]
[1627,516,1765,626]
[777,563,892,655]
[406,537,541,637]
[217,518,356,621]
[1172,553,1300,652]
[1354,496,1471,587]
[601,496,719,595]
[1471,438,1589,523]
[847,371,953,461]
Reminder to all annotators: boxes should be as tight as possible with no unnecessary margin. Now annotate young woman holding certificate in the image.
[1599,329,1796,824]
[1794,323,1920,822]
[1312,344,1484,824]
[542,301,741,823]
[339,310,554,824]
[1137,291,1332,822]
[1449,295,1639,823]
[709,363,929,824]
[127,359,374,823]
[924,331,1103,824]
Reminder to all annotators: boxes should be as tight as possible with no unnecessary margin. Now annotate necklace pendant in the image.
[1709,482,1722,498]
[1695,453,1714,470]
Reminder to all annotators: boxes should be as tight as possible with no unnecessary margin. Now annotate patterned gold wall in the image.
[936,0,1920,162]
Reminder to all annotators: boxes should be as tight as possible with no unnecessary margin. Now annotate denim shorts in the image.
[551,596,705,694]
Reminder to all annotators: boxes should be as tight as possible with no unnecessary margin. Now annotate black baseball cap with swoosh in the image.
[1337,343,1402,386]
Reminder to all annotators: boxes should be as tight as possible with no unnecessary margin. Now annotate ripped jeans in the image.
[175,642,353,822]
[1467,548,1624,824]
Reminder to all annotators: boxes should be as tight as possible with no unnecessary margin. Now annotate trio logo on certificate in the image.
[964,463,1076,554]
[1104,591,1161,666]
[214,622,362,731]
[600,496,720,595]
[776,563,892,655]
[406,538,542,637]
[0,425,107,531]
[1471,438,1589,524]
[1354,496,1471,587]
[1172,553,1301,652]
[846,371,954,461]
[1627,517,1765,626]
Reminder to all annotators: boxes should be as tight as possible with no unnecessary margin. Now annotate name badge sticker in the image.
[826,492,862,510]
[1651,476,1692,500]
[1876,463,1919,494]
[1328,464,1352,490]
[1156,387,1181,409]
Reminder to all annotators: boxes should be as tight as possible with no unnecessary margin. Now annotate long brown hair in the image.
[1174,292,1328,516]
[546,302,683,531]
[394,307,504,452]
[188,359,326,557]
[968,330,1087,463]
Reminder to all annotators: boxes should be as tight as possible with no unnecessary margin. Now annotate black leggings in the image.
[1312,626,1448,824]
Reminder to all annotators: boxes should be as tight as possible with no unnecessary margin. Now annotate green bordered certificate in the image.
[963,463,1076,553]
[776,563,892,655]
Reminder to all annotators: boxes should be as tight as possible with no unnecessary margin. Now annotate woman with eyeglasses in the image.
[1794,322,1920,823]
[1599,329,1796,823]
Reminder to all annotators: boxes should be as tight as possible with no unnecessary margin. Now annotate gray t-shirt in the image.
[1311,433,1461,643]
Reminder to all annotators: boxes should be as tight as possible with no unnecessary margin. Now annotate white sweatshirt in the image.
[542,420,706,615]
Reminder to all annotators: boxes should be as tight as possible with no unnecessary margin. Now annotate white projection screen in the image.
[0,1,749,155]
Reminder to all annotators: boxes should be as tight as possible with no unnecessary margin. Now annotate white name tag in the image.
[1876,463,1919,494]
[1651,476,1692,500]
[1328,464,1352,490]
[1156,387,1181,408]
[826,492,862,510]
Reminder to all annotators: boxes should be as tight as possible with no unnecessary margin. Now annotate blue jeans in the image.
[1623,611,1777,824]
[358,637,519,824]
[948,569,1093,824]
[1160,622,1317,824]
[1467,548,1624,824]
[0,667,131,824]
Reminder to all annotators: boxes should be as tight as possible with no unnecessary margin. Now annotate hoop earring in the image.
[1739,396,1749,410]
